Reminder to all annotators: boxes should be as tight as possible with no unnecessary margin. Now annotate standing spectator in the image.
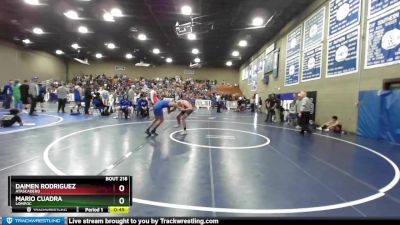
[57,82,68,113]
[298,91,313,134]
[274,94,282,123]
[37,83,46,112]
[128,86,135,103]
[257,96,262,113]
[2,80,13,109]
[265,94,274,122]
[84,85,93,115]
[295,92,302,129]
[20,80,30,113]
[100,87,110,107]
[28,77,39,116]
[250,94,256,113]
[12,80,22,110]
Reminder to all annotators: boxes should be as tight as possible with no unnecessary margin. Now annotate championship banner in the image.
[303,7,326,50]
[243,68,249,80]
[285,54,300,86]
[272,50,280,78]
[328,0,361,37]
[369,0,400,18]
[251,64,258,91]
[302,45,322,82]
[327,27,360,77]
[286,25,302,58]
[365,7,400,69]
[264,52,274,74]
[257,55,265,74]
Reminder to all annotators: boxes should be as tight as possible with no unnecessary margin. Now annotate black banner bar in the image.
[12,206,78,213]
[66,218,400,225]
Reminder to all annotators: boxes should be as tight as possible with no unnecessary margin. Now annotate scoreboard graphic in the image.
[8,176,132,213]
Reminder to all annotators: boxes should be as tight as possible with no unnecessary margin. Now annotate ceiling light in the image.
[55,50,64,55]
[64,10,79,20]
[153,48,160,54]
[78,26,88,33]
[22,39,31,44]
[181,5,192,15]
[71,43,80,49]
[252,17,264,26]
[226,61,233,67]
[126,53,133,59]
[138,33,147,41]
[32,27,43,34]
[24,0,40,5]
[166,58,173,63]
[187,33,196,40]
[194,57,200,63]
[107,43,116,49]
[238,40,248,47]
[232,50,240,57]
[95,53,103,59]
[110,8,123,17]
[103,12,115,22]
[192,48,199,54]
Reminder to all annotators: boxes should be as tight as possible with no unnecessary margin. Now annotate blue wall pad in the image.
[358,90,400,145]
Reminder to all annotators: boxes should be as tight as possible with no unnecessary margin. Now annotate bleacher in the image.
[214,84,243,96]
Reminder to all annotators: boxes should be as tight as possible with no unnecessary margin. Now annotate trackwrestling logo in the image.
[2,217,64,225]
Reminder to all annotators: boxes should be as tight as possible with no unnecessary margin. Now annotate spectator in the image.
[274,94,281,123]
[257,96,262,113]
[265,94,274,122]
[92,92,110,115]
[57,82,69,113]
[19,80,30,112]
[136,94,150,118]
[84,85,93,115]
[115,95,133,119]
[1,109,23,128]
[317,116,342,133]
[2,80,13,109]
[250,94,256,113]
[28,77,39,116]
[37,83,46,112]
[12,80,22,110]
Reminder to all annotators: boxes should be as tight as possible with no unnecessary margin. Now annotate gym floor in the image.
[0,106,400,217]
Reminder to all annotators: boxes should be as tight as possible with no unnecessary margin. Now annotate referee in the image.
[298,91,313,134]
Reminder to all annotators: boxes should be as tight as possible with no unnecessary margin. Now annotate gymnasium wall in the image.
[239,0,400,133]
[68,61,239,84]
[0,40,67,84]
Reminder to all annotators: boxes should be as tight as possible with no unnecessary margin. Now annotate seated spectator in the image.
[92,92,110,115]
[136,94,150,118]
[1,109,23,128]
[317,116,342,133]
[115,95,133,119]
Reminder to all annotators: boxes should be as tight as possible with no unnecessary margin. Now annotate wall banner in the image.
[328,0,361,37]
[304,7,326,50]
[369,0,400,18]
[285,54,301,86]
[365,7,400,69]
[286,25,303,58]
[302,45,323,82]
[327,27,360,77]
